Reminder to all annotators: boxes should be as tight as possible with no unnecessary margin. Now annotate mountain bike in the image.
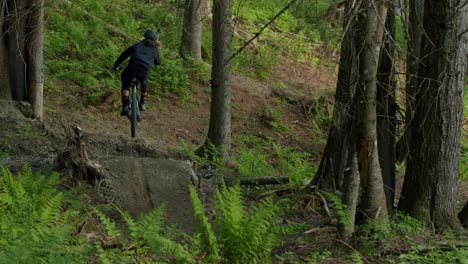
[127,77,141,138]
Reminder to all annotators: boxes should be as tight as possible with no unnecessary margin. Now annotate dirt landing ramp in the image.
[100,157,195,233]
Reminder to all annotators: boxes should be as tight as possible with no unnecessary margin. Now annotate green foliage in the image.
[237,150,274,177]
[189,182,280,263]
[273,144,317,185]
[45,0,188,108]
[0,166,88,263]
[399,246,468,264]
[188,186,220,262]
[320,191,352,231]
[94,205,193,263]
[391,212,424,236]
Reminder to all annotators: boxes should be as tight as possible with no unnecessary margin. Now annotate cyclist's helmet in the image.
[144,29,159,41]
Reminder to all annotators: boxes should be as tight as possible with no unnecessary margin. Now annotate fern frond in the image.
[93,208,120,238]
[38,193,64,226]
[189,185,219,261]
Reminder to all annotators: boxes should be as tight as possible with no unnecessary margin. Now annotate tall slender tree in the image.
[315,0,391,239]
[396,0,425,162]
[398,0,467,228]
[376,4,396,215]
[198,0,232,161]
[354,0,389,221]
[312,0,358,192]
[181,0,203,63]
[0,0,44,120]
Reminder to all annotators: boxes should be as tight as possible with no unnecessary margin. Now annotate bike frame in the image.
[128,78,140,138]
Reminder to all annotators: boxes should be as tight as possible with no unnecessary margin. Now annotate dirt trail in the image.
[1,62,338,232]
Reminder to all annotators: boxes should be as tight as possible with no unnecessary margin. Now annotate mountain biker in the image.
[113,29,161,116]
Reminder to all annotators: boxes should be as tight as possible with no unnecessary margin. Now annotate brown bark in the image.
[399,0,467,228]
[338,152,360,241]
[5,0,28,101]
[0,0,12,99]
[201,0,211,18]
[376,5,396,215]
[27,0,43,120]
[355,0,388,221]
[1,0,44,117]
[181,0,203,63]
[312,0,358,191]
[198,0,232,161]
[396,0,425,162]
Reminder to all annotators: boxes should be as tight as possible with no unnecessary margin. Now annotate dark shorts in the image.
[121,63,149,93]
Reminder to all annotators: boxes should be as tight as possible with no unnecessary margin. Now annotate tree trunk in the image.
[396,0,425,162]
[199,0,232,161]
[0,0,12,99]
[27,0,44,120]
[181,0,203,63]
[5,0,28,101]
[0,0,44,119]
[376,5,396,215]
[355,0,388,221]
[338,152,360,241]
[312,0,358,192]
[399,0,467,228]
[201,0,211,18]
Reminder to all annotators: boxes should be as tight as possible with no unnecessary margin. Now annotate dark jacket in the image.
[114,40,161,71]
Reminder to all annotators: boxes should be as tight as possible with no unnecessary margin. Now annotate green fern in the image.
[321,191,352,231]
[0,166,88,263]
[190,181,280,263]
[189,185,220,262]
[107,204,193,263]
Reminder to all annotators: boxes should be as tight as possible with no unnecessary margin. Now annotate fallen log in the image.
[225,176,290,186]
[270,87,317,108]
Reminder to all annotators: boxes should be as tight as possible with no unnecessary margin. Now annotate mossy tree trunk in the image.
[0,0,44,120]
[398,0,467,228]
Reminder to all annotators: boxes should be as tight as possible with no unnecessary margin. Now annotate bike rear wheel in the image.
[130,84,138,138]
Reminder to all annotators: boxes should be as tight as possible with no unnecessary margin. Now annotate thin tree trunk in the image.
[338,152,360,241]
[27,0,44,120]
[376,5,396,215]
[181,0,203,63]
[6,0,28,101]
[355,0,388,221]
[399,0,467,228]
[396,0,425,162]
[0,0,12,99]
[199,0,232,161]
[312,0,358,191]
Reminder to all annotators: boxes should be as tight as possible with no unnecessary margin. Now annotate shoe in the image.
[120,105,130,116]
[139,102,146,111]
